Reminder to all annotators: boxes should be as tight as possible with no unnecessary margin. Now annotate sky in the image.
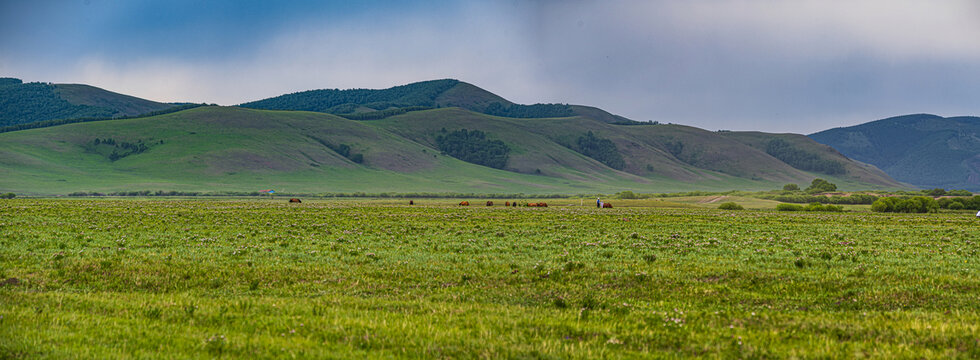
[2,0,979,133]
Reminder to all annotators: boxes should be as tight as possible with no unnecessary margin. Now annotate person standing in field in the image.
[597,197,602,208]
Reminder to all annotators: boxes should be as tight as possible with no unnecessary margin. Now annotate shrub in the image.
[871,196,939,213]
[776,203,804,211]
[616,191,637,199]
[718,202,744,210]
[783,183,800,191]
[804,202,843,212]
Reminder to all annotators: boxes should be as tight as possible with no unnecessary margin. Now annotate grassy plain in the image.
[1,199,978,358]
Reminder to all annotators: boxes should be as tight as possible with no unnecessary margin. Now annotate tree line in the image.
[240,79,460,114]
[0,103,203,134]
[338,106,433,120]
[483,102,575,118]
[0,81,115,127]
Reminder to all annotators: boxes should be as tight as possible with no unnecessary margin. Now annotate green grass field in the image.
[1,199,978,358]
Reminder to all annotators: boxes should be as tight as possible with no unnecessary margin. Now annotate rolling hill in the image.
[0,102,903,195]
[239,79,632,122]
[0,77,174,128]
[809,114,980,191]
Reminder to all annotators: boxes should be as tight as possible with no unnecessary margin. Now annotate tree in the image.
[805,178,837,194]
[923,188,946,196]
[782,183,800,191]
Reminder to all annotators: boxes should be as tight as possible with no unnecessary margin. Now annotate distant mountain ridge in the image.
[809,114,980,191]
[0,77,173,127]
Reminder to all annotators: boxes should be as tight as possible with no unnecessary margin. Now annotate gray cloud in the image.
[2,0,978,133]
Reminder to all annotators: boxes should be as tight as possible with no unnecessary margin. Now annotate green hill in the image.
[0,77,174,127]
[0,105,903,195]
[809,114,980,191]
[238,79,627,122]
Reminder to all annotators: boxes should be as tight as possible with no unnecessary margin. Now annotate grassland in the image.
[1,199,978,358]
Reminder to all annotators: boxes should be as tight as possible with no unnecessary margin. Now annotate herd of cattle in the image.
[286,198,612,208]
[458,200,546,207]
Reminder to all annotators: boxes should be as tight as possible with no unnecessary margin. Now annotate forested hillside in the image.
[240,79,592,120]
[0,78,173,127]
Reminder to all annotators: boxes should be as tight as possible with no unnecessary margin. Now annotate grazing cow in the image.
[486,201,494,206]
[512,202,517,207]
[409,200,414,205]
[459,201,470,206]
[602,202,613,208]
[526,202,538,207]
[505,201,510,206]
[288,198,302,203]
[537,202,548,208]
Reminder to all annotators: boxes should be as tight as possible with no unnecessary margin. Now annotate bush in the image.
[616,191,637,199]
[937,195,980,210]
[776,203,804,211]
[782,183,800,191]
[0,193,15,199]
[803,202,843,212]
[871,196,939,213]
[717,202,744,210]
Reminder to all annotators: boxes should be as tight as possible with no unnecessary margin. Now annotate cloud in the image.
[3,0,979,133]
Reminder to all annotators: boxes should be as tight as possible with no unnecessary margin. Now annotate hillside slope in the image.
[722,131,900,187]
[0,78,173,127]
[0,105,904,195]
[809,114,980,190]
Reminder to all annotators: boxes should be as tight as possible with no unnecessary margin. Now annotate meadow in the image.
[1,198,978,358]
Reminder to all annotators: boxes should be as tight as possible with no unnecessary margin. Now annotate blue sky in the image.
[2,0,979,133]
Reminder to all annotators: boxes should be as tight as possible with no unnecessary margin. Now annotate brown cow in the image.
[409,200,414,205]
[537,202,548,208]
[486,201,494,206]
[602,203,613,208]
[527,202,538,207]
[459,201,470,206]
[505,201,510,206]
[288,198,302,203]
